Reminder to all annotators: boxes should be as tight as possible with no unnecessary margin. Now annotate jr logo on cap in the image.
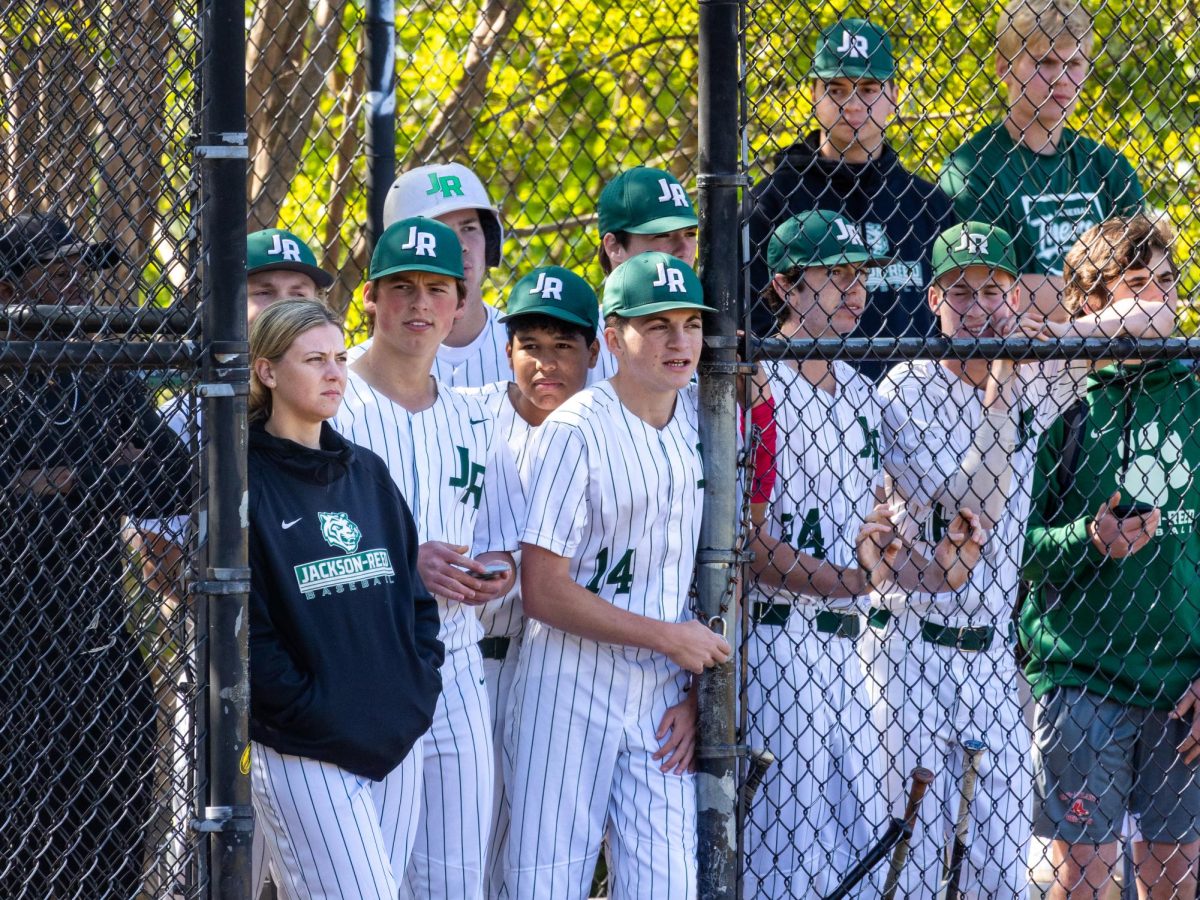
[269,234,302,262]
[836,31,869,57]
[832,218,865,245]
[425,172,465,199]
[957,231,989,255]
[530,271,563,300]
[401,227,437,256]
[652,261,687,293]
[656,178,690,208]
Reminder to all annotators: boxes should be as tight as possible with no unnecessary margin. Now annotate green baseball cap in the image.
[767,210,889,273]
[370,217,464,281]
[601,252,715,318]
[500,266,600,331]
[810,18,895,81]
[597,167,699,236]
[931,222,1019,281]
[247,228,334,288]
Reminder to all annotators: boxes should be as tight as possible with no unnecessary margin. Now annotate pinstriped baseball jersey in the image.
[335,370,523,651]
[753,360,884,608]
[468,382,533,640]
[519,380,703,635]
[432,304,510,386]
[878,358,1083,621]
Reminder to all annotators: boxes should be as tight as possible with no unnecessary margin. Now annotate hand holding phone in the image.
[473,562,512,582]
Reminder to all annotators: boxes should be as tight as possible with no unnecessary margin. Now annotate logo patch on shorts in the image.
[1061,790,1097,825]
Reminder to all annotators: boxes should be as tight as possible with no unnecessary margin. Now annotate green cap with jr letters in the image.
[369,217,464,282]
[601,252,714,318]
[500,266,600,331]
[597,167,699,236]
[809,18,896,81]
[767,210,889,273]
[246,228,334,288]
[931,222,1019,281]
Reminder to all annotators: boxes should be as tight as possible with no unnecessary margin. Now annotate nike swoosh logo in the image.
[469,417,488,425]
[282,518,302,529]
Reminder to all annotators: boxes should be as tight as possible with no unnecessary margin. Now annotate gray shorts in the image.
[1033,686,1200,844]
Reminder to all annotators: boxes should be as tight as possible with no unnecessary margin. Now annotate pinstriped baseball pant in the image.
[250,741,423,900]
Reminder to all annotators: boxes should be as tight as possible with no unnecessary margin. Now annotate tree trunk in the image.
[411,0,526,164]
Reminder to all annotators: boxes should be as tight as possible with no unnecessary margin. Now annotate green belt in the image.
[752,602,860,639]
[867,608,993,652]
[479,636,512,660]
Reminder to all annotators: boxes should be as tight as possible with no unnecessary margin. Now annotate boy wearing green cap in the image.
[503,252,732,899]
[597,166,699,275]
[939,0,1143,322]
[335,216,523,900]
[867,221,1088,897]
[470,266,601,898]
[746,16,955,381]
[246,227,335,324]
[743,210,986,898]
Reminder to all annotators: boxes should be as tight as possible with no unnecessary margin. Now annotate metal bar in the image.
[0,341,199,368]
[364,0,397,250]
[752,335,1200,362]
[199,0,251,896]
[0,305,199,335]
[696,0,743,894]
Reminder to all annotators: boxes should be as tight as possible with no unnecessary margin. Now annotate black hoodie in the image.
[249,422,443,780]
[746,133,956,380]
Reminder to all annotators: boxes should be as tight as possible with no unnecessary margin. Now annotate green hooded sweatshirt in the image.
[1021,361,1200,710]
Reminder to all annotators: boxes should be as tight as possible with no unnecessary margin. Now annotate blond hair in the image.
[1062,214,1176,315]
[997,0,1093,62]
[249,298,342,423]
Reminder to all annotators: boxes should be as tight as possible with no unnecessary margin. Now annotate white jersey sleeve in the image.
[519,419,590,559]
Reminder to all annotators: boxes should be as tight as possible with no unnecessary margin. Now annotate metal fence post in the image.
[200,0,251,896]
[696,0,744,895]
[365,0,397,250]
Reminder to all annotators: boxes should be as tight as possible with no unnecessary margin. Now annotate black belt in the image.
[478,636,511,660]
[752,602,861,639]
[867,608,994,652]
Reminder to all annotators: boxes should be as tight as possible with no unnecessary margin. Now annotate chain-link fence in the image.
[741,2,1200,898]
[0,1,243,897]
[7,0,1200,896]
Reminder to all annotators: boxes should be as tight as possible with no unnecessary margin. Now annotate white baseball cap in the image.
[382,163,504,268]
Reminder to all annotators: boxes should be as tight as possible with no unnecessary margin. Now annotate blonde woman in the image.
[247,298,443,899]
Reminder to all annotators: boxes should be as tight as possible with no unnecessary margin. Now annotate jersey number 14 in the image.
[585,547,635,595]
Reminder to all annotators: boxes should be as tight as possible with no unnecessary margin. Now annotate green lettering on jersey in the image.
[782,509,825,559]
[425,172,465,198]
[856,415,881,467]
[448,445,486,509]
[585,547,636,595]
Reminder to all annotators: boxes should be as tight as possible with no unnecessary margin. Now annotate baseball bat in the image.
[941,739,986,900]
[740,748,775,811]
[822,816,910,900]
[881,766,936,900]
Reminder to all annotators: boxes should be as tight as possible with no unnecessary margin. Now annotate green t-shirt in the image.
[939,122,1143,276]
